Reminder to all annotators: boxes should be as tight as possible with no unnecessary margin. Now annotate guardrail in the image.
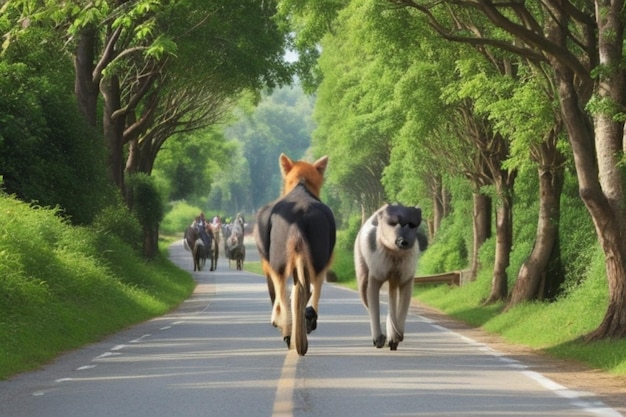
[414,270,470,286]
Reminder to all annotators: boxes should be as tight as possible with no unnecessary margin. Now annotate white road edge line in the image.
[427,315,622,417]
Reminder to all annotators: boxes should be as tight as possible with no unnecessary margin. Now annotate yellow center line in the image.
[272,350,297,417]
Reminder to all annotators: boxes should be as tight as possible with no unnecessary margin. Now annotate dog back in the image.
[256,183,336,276]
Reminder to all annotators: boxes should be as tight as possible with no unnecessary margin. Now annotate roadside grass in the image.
[246,245,626,376]
[411,244,626,375]
[0,195,195,380]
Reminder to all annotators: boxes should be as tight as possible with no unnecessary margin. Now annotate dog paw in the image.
[373,334,386,348]
[283,336,291,348]
[388,340,399,350]
[305,306,318,333]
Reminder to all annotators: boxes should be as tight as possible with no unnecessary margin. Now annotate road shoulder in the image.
[410,301,626,415]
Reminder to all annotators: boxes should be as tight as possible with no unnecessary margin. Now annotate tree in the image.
[226,85,315,211]
[126,173,164,258]
[6,0,295,195]
[0,20,112,224]
[153,128,230,205]
[313,5,413,215]
[389,0,626,341]
[479,66,568,305]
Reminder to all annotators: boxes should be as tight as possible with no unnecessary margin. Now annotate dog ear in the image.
[413,206,423,226]
[279,153,294,177]
[313,155,329,176]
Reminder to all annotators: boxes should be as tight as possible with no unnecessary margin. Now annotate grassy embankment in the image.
[0,194,195,380]
[245,246,626,376]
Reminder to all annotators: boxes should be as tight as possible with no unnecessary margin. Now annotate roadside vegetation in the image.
[0,194,195,380]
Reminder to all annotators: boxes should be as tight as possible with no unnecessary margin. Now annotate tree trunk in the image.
[429,175,449,239]
[538,2,626,339]
[101,75,126,191]
[509,166,564,306]
[125,133,158,176]
[143,225,159,259]
[470,191,491,280]
[484,162,515,304]
[432,179,444,236]
[584,0,626,341]
[125,137,140,175]
[484,191,512,304]
[74,24,98,127]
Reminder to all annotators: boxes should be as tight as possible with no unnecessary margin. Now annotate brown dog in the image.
[254,154,336,355]
[354,203,428,350]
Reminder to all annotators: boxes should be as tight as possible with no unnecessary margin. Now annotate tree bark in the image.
[74,25,99,127]
[484,186,513,304]
[509,166,564,306]
[101,75,126,191]
[432,177,445,235]
[143,225,159,259]
[430,175,450,238]
[471,191,491,280]
[551,62,626,340]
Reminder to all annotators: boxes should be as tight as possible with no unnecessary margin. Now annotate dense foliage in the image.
[0,25,112,224]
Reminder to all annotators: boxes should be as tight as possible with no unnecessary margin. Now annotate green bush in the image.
[0,30,111,225]
[160,201,204,236]
[336,213,361,252]
[418,210,470,274]
[558,170,597,288]
[91,204,142,251]
[127,173,165,228]
[330,247,356,287]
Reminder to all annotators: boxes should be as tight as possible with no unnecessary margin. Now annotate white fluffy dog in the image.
[354,203,428,350]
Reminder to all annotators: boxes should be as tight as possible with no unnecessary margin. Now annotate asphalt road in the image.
[0,238,622,417]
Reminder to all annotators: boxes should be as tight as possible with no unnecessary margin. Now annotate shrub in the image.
[418,210,470,275]
[0,34,111,225]
[160,201,204,236]
[126,173,164,229]
[336,213,362,252]
[91,204,142,251]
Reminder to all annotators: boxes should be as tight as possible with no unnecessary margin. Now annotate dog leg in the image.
[366,277,386,348]
[387,279,413,350]
[291,258,310,355]
[306,271,325,333]
[268,270,291,347]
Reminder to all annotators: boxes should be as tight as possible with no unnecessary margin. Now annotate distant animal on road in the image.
[254,153,336,356]
[203,223,217,271]
[226,233,246,270]
[207,222,221,269]
[184,225,207,272]
[354,203,428,350]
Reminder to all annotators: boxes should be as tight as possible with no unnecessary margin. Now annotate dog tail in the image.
[287,228,314,277]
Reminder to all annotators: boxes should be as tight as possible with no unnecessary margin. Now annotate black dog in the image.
[255,154,336,356]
